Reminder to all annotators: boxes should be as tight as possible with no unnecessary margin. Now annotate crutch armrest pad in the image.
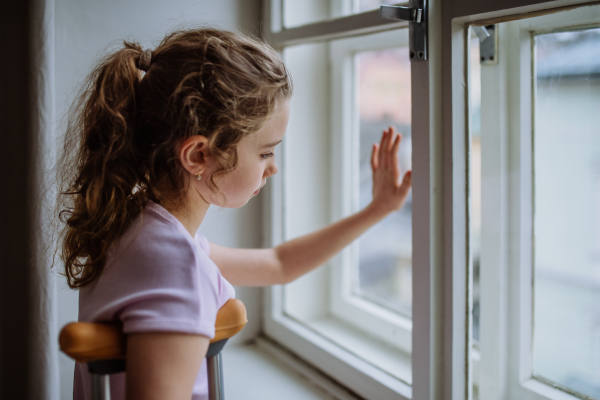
[59,322,125,363]
[59,299,247,363]
[213,298,248,342]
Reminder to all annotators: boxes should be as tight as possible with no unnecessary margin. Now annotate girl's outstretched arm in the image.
[211,127,412,286]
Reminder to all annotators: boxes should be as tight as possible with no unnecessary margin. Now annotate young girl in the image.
[58,28,411,400]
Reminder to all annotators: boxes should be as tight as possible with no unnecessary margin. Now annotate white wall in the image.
[53,1,263,398]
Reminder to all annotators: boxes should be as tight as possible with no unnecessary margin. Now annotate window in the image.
[271,27,415,399]
[467,3,600,399]
[261,4,426,399]
[262,1,600,399]
[353,45,413,317]
[328,30,413,354]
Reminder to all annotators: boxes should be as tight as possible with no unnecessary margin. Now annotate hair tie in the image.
[138,49,152,72]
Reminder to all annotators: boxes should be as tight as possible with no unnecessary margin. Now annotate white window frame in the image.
[470,5,600,400]
[281,0,401,30]
[328,29,413,354]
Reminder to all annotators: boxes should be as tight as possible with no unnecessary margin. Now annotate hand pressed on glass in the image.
[370,126,412,214]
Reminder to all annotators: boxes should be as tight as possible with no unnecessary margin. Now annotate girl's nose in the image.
[265,161,278,177]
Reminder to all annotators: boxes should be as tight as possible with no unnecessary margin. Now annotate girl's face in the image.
[201,98,290,208]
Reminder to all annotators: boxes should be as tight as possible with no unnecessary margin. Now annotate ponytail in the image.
[59,41,148,288]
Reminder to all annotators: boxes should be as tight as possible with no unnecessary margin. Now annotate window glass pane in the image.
[281,41,331,323]
[283,0,333,29]
[355,47,412,316]
[533,27,600,398]
[469,36,482,345]
[469,30,483,400]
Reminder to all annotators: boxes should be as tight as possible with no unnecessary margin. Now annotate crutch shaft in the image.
[91,374,110,400]
[207,353,224,400]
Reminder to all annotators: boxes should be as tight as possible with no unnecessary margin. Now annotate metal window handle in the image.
[379,1,428,61]
[474,25,498,65]
[472,26,490,42]
[379,5,423,23]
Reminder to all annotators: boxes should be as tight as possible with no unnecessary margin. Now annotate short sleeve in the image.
[112,228,220,339]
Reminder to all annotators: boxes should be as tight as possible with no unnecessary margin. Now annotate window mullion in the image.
[505,19,539,399]
[478,20,510,400]
[411,0,446,398]
[264,8,408,48]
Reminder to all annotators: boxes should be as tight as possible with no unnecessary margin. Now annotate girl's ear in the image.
[179,135,210,177]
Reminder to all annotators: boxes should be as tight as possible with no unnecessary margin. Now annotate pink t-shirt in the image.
[73,200,235,400]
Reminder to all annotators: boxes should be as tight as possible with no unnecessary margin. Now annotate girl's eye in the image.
[261,152,275,160]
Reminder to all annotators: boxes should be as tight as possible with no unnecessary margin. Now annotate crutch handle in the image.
[59,298,247,363]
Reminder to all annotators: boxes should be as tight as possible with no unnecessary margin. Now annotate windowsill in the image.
[305,315,412,384]
[266,310,413,398]
[223,340,359,400]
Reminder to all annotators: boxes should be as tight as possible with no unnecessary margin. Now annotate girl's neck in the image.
[161,192,210,238]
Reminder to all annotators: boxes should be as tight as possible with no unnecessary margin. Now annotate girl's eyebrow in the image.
[262,139,282,148]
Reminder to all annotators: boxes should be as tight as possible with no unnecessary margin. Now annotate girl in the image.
[58,28,412,400]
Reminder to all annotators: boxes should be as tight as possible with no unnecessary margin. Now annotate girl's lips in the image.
[254,184,264,195]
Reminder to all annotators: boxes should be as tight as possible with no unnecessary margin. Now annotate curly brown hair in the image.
[57,28,293,289]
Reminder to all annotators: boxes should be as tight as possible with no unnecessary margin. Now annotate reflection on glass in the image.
[355,47,412,316]
[533,28,600,398]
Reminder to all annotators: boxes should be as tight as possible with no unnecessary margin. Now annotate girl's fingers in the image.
[386,129,400,169]
[399,170,413,196]
[371,143,379,172]
[392,133,402,173]
[382,127,394,168]
[392,133,401,159]
[378,129,388,168]
[377,127,404,170]
[392,133,402,155]
[387,126,396,152]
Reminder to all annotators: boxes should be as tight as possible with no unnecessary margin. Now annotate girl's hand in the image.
[369,126,412,215]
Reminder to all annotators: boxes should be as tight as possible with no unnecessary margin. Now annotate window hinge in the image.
[473,25,498,65]
[380,1,428,61]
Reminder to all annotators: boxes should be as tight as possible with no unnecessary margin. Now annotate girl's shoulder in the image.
[79,201,225,336]
[105,201,202,276]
